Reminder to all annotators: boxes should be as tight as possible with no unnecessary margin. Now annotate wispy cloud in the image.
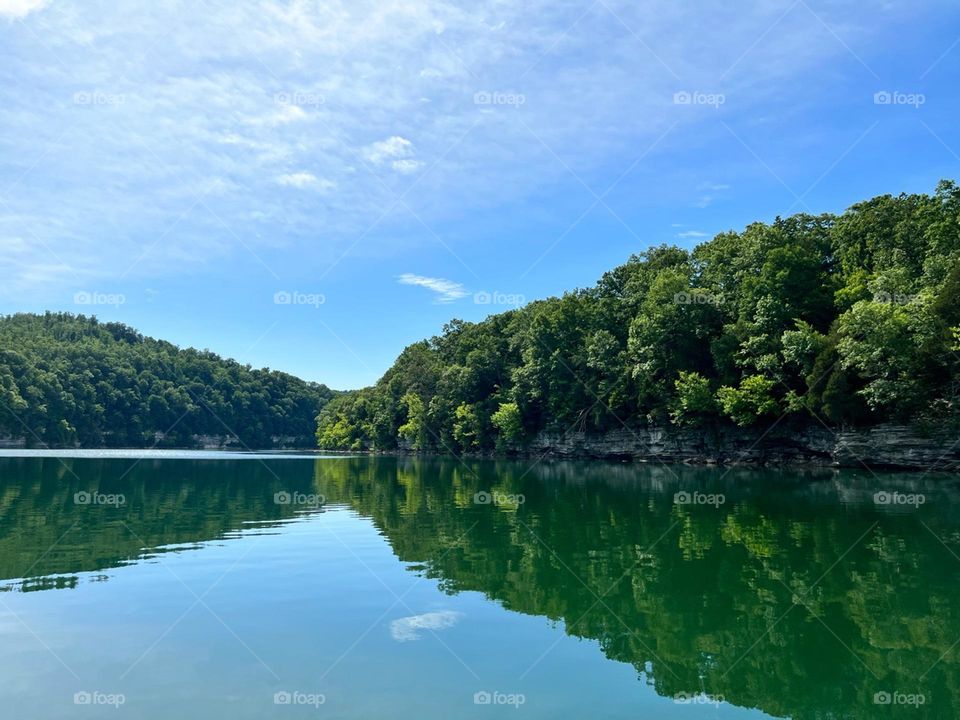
[677,230,709,239]
[364,136,423,175]
[0,0,46,19]
[275,172,334,191]
[397,273,469,303]
[390,611,463,642]
[696,182,732,208]
[245,104,308,128]
[0,0,900,295]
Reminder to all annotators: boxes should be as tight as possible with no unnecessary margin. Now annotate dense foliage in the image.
[318,181,960,451]
[0,313,334,447]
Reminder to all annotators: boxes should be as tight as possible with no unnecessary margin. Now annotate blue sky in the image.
[1,0,958,389]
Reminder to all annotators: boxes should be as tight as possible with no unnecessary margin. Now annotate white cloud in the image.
[390,611,463,642]
[0,0,46,19]
[362,137,423,174]
[677,230,709,239]
[696,182,732,207]
[247,104,308,127]
[0,0,903,294]
[0,236,29,253]
[397,273,468,303]
[275,172,334,190]
[391,159,423,175]
[364,136,417,165]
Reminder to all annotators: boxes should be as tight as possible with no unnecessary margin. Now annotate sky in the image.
[1,0,958,390]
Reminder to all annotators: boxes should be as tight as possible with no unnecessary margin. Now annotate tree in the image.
[398,392,426,449]
[716,376,780,427]
[836,299,937,419]
[670,372,718,426]
[491,402,523,449]
[313,181,960,451]
[452,402,482,450]
[0,313,333,448]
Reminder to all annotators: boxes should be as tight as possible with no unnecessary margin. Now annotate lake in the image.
[0,451,957,718]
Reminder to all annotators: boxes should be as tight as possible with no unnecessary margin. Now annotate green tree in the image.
[398,392,426,449]
[716,375,780,426]
[670,372,718,426]
[491,402,523,449]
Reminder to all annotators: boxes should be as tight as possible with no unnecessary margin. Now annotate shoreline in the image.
[5,422,958,472]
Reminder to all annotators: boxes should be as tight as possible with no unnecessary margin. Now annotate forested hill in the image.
[318,180,960,453]
[0,313,334,448]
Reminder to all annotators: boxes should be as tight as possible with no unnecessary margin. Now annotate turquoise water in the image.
[0,452,958,718]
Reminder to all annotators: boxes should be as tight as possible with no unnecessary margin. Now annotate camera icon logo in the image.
[873,91,892,105]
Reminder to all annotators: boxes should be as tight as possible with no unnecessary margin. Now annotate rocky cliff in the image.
[523,424,960,471]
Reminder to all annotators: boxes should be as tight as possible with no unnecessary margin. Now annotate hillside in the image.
[0,313,334,448]
[317,180,960,453]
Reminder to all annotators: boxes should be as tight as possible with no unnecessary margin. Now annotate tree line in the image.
[0,312,334,447]
[317,180,960,452]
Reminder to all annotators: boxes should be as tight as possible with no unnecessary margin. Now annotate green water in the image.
[0,452,958,718]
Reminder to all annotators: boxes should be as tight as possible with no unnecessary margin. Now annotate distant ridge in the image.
[0,312,334,448]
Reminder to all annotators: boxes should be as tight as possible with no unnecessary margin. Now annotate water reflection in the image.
[1,454,958,719]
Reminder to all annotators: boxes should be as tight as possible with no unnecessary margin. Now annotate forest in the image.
[317,181,960,452]
[0,313,334,447]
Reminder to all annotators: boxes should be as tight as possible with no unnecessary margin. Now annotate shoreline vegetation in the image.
[3,182,960,471]
[0,313,334,449]
[316,181,960,469]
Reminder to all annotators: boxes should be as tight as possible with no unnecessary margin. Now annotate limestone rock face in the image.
[524,424,960,471]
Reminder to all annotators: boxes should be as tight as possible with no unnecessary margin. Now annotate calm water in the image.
[1,452,958,719]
